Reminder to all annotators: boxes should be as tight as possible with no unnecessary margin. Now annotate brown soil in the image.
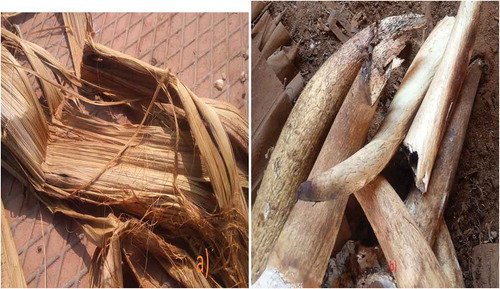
[264,1,499,287]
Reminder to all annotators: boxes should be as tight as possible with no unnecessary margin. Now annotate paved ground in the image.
[2,12,248,287]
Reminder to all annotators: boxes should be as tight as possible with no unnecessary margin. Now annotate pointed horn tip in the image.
[297,180,316,202]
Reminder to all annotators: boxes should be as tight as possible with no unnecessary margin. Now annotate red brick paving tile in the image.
[198,13,211,32]
[213,66,227,83]
[60,51,72,71]
[45,221,67,260]
[213,65,228,99]
[184,13,198,23]
[126,21,142,46]
[112,31,127,53]
[45,257,63,288]
[229,57,244,85]
[75,247,93,288]
[28,13,43,37]
[77,270,91,288]
[242,25,249,48]
[179,64,196,88]
[154,20,171,45]
[55,38,73,69]
[58,231,88,286]
[24,237,45,285]
[228,13,241,29]
[167,51,181,73]
[130,12,146,25]
[167,29,182,57]
[138,30,155,59]
[195,77,212,99]
[229,30,243,58]
[151,41,168,67]
[157,13,169,23]
[28,209,55,245]
[213,13,226,23]
[213,41,228,68]
[183,18,198,45]
[104,29,118,48]
[105,13,120,25]
[2,172,94,288]
[28,18,44,44]
[92,13,105,31]
[213,19,227,44]
[198,30,212,55]
[114,14,130,37]
[47,38,67,60]
[7,191,38,250]
[124,43,137,58]
[39,15,60,49]
[2,176,23,216]
[151,41,167,68]
[230,83,247,112]
[34,264,48,288]
[181,40,196,70]
[11,213,34,251]
[170,13,183,31]
[143,13,156,31]
[196,52,212,83]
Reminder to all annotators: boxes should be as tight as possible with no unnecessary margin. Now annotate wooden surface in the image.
[250,40,285,135]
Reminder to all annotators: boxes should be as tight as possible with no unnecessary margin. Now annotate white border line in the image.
[0,0,247,13]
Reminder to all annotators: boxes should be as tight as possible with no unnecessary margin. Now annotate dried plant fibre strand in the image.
[1,14,248,288]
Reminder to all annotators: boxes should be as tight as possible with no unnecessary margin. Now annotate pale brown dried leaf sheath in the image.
[1,15,248,288]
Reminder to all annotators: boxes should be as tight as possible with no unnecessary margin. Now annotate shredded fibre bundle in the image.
[1,13,248,288]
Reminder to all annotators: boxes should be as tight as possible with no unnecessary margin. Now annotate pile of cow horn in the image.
[252,2,482,288]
